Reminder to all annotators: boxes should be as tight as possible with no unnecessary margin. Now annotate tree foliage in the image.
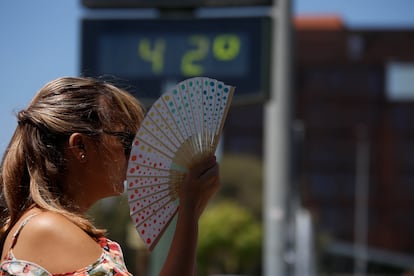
[197,200,262,275]
[218,154,263,219]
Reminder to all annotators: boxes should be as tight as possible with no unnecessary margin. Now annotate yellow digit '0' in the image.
[181,35,209,76]
[138,38,165,74]
[213,34,241,61]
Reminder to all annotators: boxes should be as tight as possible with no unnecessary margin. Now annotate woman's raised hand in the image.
[179,155,221,219]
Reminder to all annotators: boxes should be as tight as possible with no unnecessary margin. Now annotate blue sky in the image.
[1,0,414,155]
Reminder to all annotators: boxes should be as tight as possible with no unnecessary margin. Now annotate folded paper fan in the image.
[126,77,235,251]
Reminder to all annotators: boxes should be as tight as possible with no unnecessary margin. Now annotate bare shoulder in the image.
[11,211,103,274]
[15,212,93,249]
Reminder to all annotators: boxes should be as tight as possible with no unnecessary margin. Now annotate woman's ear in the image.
[68,133,87,162]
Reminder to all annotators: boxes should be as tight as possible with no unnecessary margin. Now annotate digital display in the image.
[98,32,249,77]
[82,17,270,104]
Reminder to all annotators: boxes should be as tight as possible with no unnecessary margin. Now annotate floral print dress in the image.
[0,216,131,276]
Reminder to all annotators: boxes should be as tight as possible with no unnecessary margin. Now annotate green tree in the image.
[218,154,263,219]
[197,200,262,275]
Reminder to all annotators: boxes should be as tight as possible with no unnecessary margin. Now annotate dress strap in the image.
[10,213,39,249]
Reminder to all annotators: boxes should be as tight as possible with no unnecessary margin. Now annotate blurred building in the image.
[224,14,414,273]
[294,15,414,272]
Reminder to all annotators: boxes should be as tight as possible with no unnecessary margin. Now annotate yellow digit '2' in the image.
[213,34,240,61]
[181,35,209,76]
[138,38,165,74]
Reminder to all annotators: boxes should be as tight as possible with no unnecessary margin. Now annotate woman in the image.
[0,77,220,275]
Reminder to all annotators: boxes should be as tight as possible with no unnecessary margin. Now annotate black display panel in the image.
[81,17,271,104]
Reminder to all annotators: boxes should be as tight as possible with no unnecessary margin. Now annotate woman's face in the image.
[91,131,132,197]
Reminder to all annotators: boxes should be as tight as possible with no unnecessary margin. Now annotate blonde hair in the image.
[0,76,145,241]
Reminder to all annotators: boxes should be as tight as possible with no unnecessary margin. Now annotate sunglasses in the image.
[103,130,135,155]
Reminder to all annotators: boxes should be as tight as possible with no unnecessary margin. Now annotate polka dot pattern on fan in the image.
[126,77,235,251]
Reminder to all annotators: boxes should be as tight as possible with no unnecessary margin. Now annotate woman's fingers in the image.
[179,155,221,218]
[191,156,220,192]
[190,155,216,177]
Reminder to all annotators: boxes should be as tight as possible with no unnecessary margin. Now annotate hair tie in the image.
[17,110,30,126]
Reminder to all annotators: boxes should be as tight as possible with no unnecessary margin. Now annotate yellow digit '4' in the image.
[138,38,165,74]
